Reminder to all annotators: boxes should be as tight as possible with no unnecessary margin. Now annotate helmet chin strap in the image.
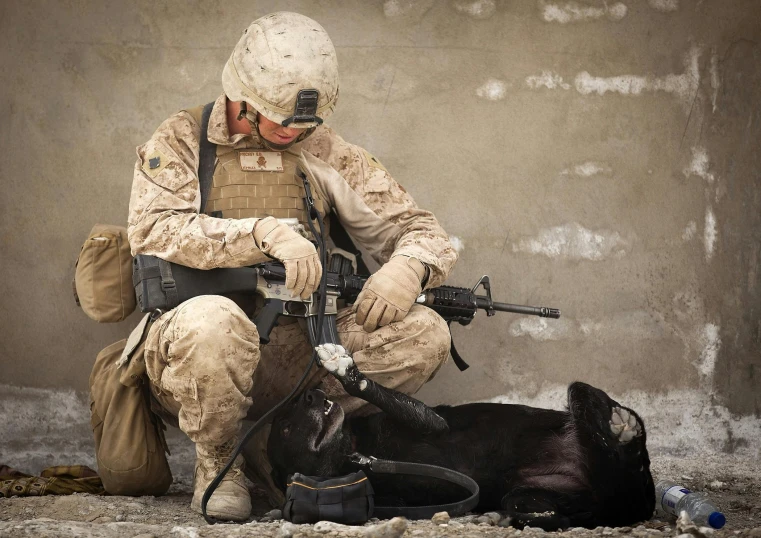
[239,102,316,151]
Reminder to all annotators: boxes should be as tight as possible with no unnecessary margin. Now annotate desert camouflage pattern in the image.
[129,94,457,286]
[130,93,456,486]
[222,12,339,127]
[145,296,450,444]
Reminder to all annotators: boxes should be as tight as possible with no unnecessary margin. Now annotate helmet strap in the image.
[240,103,317,151]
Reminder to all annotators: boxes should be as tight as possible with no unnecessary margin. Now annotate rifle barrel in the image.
[476,297,560,319]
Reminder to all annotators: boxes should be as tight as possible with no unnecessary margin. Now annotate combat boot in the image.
[190,438,252,521]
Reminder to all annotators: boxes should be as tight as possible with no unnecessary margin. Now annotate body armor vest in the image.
[185,105,328,240]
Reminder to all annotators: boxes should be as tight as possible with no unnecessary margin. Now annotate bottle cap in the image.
[708,512,726,529]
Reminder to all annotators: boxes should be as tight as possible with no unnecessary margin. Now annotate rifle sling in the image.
[447,321,470,371]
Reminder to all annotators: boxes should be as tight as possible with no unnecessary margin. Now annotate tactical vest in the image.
[185,105,328,239]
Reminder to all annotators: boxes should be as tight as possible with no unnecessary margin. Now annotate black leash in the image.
[350,453,480,519]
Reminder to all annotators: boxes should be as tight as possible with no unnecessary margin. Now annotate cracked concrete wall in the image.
[1,0,760,463]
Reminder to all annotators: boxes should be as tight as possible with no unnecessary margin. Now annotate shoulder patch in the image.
[141,148,170,178]
[362,149,387,173]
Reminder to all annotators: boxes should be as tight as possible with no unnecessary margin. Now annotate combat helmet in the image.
[222,12,339,149]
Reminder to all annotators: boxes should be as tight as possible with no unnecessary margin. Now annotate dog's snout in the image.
[304,389,325,407]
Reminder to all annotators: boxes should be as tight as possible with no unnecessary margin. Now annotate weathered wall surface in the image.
[1,0,760,463]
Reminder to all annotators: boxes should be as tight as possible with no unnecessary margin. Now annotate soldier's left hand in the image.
[353,256,426,332]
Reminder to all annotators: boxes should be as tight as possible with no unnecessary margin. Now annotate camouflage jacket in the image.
[128,94,457,288]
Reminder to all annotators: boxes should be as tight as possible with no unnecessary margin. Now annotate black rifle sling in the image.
[198,101,216,215]
[447,322,471,371]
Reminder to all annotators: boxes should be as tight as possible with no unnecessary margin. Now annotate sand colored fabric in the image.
[354,256,427,332]
[0,466,104,497]
[128,95,457,284]
[89,339,172,496]
[221,12,339,128]
[74,224,135,323]
[144,296,450,443]
[254,216,322,299]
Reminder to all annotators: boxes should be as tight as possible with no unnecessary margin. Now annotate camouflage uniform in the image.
[128,94,458,450]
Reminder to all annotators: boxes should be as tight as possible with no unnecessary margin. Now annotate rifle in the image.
[133,253,560,370]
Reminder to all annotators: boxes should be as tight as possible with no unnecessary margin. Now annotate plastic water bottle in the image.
[655,479,726,529]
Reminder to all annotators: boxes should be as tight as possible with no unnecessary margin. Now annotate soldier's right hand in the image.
[253,216,322,299]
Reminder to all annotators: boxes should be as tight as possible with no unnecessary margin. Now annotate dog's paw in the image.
[315,344,354,378]
[609,406,641,444]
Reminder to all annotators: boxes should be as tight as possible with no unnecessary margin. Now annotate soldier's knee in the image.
[406,305,451,361]
[172,295,257,341]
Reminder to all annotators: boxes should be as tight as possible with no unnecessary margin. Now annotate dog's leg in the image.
[316,344,449,434]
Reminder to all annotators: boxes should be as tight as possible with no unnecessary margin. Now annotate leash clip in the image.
[348,452,375,469]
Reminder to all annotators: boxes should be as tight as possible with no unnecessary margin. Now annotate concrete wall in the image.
[1,0,760,461]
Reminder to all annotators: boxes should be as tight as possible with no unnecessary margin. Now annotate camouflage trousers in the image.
[143,295,450,446]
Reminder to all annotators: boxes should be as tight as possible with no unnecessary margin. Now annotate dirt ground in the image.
[1,453,759,537]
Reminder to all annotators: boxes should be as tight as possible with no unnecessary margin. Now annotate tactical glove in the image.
[253,216,322,299]
[353,256,427,333]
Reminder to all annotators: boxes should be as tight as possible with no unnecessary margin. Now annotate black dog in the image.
[268,344,655,530]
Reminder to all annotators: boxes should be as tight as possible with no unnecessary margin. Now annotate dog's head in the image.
[268,388,352,490]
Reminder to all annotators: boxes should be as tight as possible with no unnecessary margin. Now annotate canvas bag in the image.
[74,224,136,323]
[89,325,173,496]
[283,471,375,525]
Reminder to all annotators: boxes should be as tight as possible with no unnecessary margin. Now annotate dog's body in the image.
[268,346,655,530]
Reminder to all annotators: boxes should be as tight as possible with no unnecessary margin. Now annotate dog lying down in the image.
[268,344,655,530]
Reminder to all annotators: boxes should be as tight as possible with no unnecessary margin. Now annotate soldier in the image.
[128,12,458,521]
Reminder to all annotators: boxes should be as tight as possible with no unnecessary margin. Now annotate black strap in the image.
[157,258,179,309]
[328,212,370,275]
[198,101,216,214]
[447,321,471,371]
[352,453,479,519]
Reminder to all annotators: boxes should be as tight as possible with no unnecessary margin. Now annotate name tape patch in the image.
[238,151,284,172]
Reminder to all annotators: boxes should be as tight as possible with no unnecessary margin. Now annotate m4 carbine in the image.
[133,254,560,370]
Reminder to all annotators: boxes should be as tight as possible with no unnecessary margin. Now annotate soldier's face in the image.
[257,114,306,146]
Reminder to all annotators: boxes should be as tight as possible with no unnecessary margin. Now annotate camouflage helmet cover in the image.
[222,12,339,128]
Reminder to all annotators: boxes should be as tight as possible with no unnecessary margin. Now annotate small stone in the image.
[279,522,300,538]
[132,535,156,538]
[364,517,408,538]
[619,527,632,533]
[314,520,353,533]
[431,511,450,525]
[484,512,502,524]
[498,517,513,528]
[603,528,614,536]
[264,509,282,520]
[476,515,493,525]
[115,514,125,522]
